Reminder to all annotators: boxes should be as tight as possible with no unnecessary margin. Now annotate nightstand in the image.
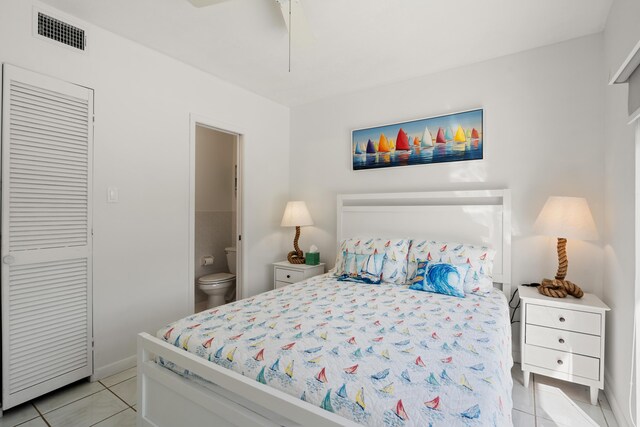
[519,285,610,405]
[273,261,325,289]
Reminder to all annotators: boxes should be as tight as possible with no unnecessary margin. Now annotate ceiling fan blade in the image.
[276,0,315,47]
[186,0,231,8]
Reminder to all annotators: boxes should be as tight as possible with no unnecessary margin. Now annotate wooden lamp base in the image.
[287,226,305,264]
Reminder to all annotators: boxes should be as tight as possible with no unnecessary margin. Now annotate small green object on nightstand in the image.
[305,252,320,265]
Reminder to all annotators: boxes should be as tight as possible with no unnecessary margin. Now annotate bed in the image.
[137,189,513,427]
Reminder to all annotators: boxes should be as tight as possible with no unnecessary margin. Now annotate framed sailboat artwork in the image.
[351,108,483,170]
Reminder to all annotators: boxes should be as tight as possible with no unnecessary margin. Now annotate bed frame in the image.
[137,189,512,426]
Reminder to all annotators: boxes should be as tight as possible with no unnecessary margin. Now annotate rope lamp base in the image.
[287,250,305,264]
[538,236,584,299]
[287,226,305,264]
[555,237,568,280]
[538,278,584,299]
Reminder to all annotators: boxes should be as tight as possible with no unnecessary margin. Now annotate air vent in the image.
[36,12,86,51]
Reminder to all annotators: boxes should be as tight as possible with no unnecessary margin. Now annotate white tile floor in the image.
[0,363,622,426]
[0,367,136,427]
[512,363,620,427]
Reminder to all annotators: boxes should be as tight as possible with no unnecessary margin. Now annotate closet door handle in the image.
[3,255,14,265]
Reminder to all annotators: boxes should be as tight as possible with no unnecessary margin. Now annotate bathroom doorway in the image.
[189,118,242,313]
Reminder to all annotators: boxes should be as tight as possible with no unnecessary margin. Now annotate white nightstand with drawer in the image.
[273,261,325,289]
[519,285,610,405]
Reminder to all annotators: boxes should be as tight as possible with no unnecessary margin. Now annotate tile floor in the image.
[511,363,620,427]
[0,367,136,427]
[0,363,622,426]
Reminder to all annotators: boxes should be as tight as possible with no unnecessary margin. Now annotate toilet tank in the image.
[225,247,237,274]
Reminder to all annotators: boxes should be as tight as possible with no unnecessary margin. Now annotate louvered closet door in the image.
[1,64,93,410]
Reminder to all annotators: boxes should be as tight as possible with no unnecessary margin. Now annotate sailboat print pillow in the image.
[334,238,410,285]
[409,261,469,298]
[338,251,385,284]
[408,241,496,294]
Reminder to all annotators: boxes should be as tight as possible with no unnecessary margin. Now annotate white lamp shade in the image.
[534,196,598,241]
[281,201,314,227]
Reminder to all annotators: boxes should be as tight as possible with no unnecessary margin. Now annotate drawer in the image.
[523,344,600,380]
[526,304,601,335]
[275,268,304,284]
[275,280,292,289]
[526,324,600,358]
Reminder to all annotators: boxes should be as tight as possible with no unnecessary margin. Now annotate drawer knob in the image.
[557,360,563,365]
[558,338,565,344]
[286,274,291,279]
[559,316,566,322]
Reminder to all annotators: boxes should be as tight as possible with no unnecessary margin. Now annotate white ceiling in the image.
[41,0,612,106]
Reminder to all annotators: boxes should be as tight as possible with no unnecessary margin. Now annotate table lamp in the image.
[281,201,314,264]
[534,196,598,297]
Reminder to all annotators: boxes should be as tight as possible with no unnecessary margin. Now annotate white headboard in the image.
[336,190,512,297]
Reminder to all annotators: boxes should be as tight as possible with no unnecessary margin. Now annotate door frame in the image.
[635,119,640,426]
[188,114,245,313]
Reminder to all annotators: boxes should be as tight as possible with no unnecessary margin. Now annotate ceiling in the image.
[41,0,612,106]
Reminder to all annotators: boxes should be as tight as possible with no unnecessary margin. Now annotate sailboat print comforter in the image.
[158,274,513,427]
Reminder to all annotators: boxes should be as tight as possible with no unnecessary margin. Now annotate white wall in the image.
[0,0,290,378]
[290,34,606,357]
[602,0,640,424]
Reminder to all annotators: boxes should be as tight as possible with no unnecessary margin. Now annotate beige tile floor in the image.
[0,363,622,426]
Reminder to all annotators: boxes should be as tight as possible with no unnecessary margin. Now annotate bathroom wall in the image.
[195,126,237,306]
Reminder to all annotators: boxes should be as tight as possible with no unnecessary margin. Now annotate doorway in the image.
[190,120,242,313]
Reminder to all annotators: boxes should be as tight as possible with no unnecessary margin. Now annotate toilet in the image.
[197,247,236,308]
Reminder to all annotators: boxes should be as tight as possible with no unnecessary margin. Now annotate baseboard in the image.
[90,355,136,382]
[605,369,632,427]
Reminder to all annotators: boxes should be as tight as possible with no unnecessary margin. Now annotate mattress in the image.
[158,274,513,426]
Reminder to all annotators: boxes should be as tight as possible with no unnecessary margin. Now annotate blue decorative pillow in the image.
[408,241,497,294]
[409,261,469,298]
[338,250,385,284]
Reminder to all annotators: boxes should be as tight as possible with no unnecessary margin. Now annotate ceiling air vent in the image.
[36,11,86,51]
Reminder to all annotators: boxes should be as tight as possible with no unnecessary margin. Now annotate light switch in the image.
[107,187,119,203]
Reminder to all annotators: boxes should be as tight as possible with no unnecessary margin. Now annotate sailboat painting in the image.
[352,108,483,170]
